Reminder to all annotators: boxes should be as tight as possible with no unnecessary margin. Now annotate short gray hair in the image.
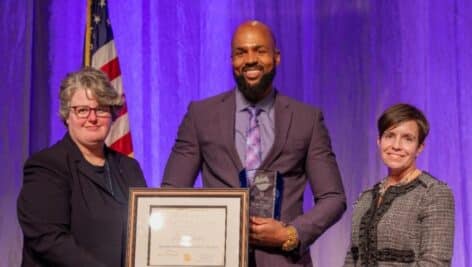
[59,67,123,122]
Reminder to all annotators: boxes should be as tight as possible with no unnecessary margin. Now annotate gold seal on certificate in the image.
[240,169,284,219]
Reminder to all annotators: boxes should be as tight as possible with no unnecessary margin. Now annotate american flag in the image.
[84,0,133,156]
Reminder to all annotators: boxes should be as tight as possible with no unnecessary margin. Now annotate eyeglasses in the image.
[69,105,112,118]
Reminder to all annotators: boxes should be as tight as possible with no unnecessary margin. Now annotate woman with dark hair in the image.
[344,103,454,266]
[17,67,147,267]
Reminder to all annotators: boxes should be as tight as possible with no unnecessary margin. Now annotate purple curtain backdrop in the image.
[1,1,471,266]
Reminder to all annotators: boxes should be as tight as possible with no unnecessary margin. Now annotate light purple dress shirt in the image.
[235,88,275,167]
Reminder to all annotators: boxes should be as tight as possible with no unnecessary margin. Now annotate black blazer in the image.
[17,133,147,267]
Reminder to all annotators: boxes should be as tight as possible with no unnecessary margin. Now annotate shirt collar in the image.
[235,87,275,113]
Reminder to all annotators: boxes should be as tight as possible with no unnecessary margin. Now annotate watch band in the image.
[281,225,299,251]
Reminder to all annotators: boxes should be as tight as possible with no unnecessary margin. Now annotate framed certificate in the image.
[126,188,249,267]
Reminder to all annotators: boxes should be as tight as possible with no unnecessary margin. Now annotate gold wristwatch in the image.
[281,225,299,251]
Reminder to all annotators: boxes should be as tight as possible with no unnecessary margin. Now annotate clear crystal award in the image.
[239,169,283,219]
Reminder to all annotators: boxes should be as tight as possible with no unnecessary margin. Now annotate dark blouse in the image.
[86,160,126,203]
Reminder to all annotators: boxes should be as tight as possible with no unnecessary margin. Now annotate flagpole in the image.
[84,0,92,67]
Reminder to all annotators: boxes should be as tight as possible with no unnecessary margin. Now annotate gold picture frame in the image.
[126,188,249,267]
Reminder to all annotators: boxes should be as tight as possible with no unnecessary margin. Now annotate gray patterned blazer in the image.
[343,172,454,267]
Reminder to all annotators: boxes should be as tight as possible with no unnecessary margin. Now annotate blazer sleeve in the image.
[417,183,455,266]
[128,156,148,187]
[17,155,106,267]
[290,110,346,252]
[161,102,202,187]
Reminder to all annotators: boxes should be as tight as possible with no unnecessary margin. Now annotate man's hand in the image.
[249,216,289,247]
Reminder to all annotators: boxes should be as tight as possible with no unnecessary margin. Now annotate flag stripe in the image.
[100,57,121,81]
[109,132,133,156]
[106,113,130,144]
[110,76,123,94]
[92,40,118,66]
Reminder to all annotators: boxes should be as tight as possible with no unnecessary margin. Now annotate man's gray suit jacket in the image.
[162,90,346,266]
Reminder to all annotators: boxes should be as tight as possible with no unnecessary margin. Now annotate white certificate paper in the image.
[148,207,226,266]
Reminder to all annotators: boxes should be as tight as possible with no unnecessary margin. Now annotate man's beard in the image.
[234,66,276,103]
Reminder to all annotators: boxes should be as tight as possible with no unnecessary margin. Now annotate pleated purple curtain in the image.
[2,1,470,266]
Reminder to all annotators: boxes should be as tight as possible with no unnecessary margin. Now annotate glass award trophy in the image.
[239,169,283,219]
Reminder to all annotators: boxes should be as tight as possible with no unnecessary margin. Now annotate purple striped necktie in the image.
[245,106,262,175]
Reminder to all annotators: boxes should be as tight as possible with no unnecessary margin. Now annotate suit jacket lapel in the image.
[106,152,128,204]
[220,90,244,172]
[261,93,292,169]
[63,133,117,198]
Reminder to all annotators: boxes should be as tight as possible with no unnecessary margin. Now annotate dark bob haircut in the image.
[377,103,429,145]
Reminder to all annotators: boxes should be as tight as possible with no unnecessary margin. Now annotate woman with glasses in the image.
[343,104,454,266]
[17,67,147,267]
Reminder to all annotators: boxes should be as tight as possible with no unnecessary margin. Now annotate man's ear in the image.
[274,49,281,66]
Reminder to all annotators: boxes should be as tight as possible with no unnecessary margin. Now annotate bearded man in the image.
[162,20,346,267]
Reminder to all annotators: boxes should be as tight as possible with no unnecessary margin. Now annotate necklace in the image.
[104,160,114,196]
[378,169,421,200]
[388,169,421,186]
